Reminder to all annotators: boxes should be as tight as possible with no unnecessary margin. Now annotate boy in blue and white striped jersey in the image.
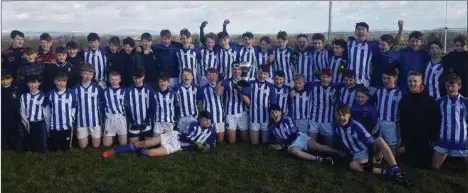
[20,75,48,152]
[311,33,331,81]
[272,31,296,87]
[199,33,218,87]
[246,65,276,144]
[153,74,177,137]
[197,68,224,142]
[216,31,238,81]
[175,68,199,132]
[289,74,311,134]
[424,40,446,99]
[257,36,274,83]
[217,64,250,143]
[295,34,314,82]
[273,71,291,117]
[125,69,155,143]
[82,33,108,89]
[309,68,336,146]
[329,39,347,84]
[433,75,468,169]
[74,64,105,149]
[374,69,402,153]
[46,72,77,152]
[177,29,201,85]
[103,71,127,147]
[103,110,217,158]
[333,104,409,187]
[335,70,359,107]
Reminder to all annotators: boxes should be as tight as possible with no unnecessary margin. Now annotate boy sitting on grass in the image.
[103,110,217,158]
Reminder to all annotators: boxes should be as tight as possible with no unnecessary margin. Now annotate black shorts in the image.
[128,125,153,139]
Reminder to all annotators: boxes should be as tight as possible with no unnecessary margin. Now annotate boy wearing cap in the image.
[102,110,217,158]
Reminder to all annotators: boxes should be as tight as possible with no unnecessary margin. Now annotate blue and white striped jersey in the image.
[437,95,468,150]
[197,84,224,123]
[333,119,374,155]
[221,78,248,115]
[175,83,199,118]
[248,80,276,123]
[335,83,358,107]
[347,40,373,83]
[84,49,108,81]
[275,85,291,116]
[257,51,274,78]
[375,87,402,122]
[289,89,311,120]
[179,121,217,151]
[74,83,104,128]
[217,47,238,79]
[177,48,201,85]
[295,50,314,82]
[312,49,330,81]
[104,87,125,115]
[154,89,177,123]
[273,47,296,84]
[309,82,336,123]
[424,61,444,99]
[199,49,218,77]
[124,84,154,125]
[237,46,259,80]
[20,92,47,122]
[269,117,300,145]
[328,55,346,84]
[47,89,77,131]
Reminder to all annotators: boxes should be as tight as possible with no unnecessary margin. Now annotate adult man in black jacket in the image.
[110,37,144,87]
[398,72,441,168]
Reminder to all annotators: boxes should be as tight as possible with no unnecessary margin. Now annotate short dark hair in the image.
[321,68,333,77]
[122,37,136,47]
[160,29,171,37]
[407,71,423,78]
[82,63,95,73]
[217,32,230,40]
[336,103,351,115]
[356,86,371,97]
[2,70,13,80]
[445,74,461,86]
[66,41,78,50]
[258,65,270,73]
[355,22,369,31]
[294,74,305,81]
[241,32,254,39]
[55,46,68,54]
[343,70,356,79]
[109,71,121,77]
[159,74,170,81]
[205,32,217,41]
[10,30,24,39]
[277,31,288,40]
[274,70,286,78]
[182,68,193,75]
[180,28,191,38]
[311,33,325,42]
[108,36,120,46]
[24,47,37,55]
[409,31,424,40]
[55,72,68,81]
[40,33,52,42]
[133,68,145,78]
[296,34,308,40]
[380,34,395,45]
[207,68,218,74]
[383,68,398,77]
[87,32,100,42]
[141,32,152,41]
[453,35,467,46]
[332,39,346,49]
[26,74,40,83]
[428,39,443,49]
[260,36,271,44]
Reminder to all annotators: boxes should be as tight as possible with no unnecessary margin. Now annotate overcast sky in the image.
[1,1,467,34]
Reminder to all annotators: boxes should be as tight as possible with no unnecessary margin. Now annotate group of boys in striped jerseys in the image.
[2,18,468,186]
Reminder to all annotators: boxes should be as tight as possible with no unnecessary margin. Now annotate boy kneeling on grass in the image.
[333,103,410,187]
[103,110,217,158]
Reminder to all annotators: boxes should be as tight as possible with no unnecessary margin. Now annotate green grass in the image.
[2,143,467,193]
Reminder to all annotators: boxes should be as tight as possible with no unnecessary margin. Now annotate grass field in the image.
[1,143,467,193]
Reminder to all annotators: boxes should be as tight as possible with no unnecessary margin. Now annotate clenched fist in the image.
[200,21,208,28]
[398,20,404,28]
[224,19,230,25]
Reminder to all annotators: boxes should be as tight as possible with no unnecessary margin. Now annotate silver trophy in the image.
[237,61,252,80]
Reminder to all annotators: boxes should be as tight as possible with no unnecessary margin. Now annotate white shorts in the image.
[352,149,369,161]
[214,122,225,133]
[177,115,197,132]
[154,122,174,134]
[77,126,102,139]
[104,114,127,137]
[309,122,333,136]
[250,122,268,131]
[161,131,182,155]
[294,119,309,134]
[199,76,208,87]
[378,121,398,146]
[169,78,179,88]
[288,133,310,152]
[226,112,249,131]
[434,146,468,157]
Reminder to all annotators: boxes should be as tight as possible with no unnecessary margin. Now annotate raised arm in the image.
[395,20,404,46]
[199,21,208,47]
